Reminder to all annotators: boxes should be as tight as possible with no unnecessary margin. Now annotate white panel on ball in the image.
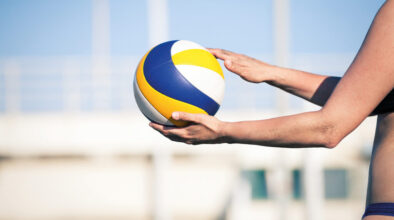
[133,76,174,126]
[170,40,208,56]
[174,65,225,104]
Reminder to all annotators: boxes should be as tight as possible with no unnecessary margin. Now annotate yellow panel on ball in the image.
[172,49,224,79]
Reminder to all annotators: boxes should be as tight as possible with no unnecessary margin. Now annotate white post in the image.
[303,103,324,220]
[147,0,169,47]
[273,1,291,220]
[273,0,290,112]
[228,179,252,220]
[4,60,20,114]
[147,0,171,220]
[92,0,111,111]
[304,149,324,220]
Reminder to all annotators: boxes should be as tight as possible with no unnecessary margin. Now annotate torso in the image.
[367,112,394,204]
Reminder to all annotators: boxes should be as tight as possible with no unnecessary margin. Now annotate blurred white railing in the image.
[0,53,355,115]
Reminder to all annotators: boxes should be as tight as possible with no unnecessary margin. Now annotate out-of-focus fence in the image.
[0,54,376,220]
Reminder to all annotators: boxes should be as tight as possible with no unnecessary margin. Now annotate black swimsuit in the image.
[363,203,394,218]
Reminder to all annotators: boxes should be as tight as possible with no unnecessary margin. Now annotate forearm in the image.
[267,65,340,106]
[221,110,338,148]
[265,65,393,114]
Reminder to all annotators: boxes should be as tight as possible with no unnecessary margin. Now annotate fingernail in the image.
[172,112,179,120]
[149,122,153,127]
[225,60,232,67]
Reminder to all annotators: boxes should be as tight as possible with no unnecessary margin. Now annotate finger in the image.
[172,112,205,124]
[207,48,219,56]
[224,59,233,70]
[207,49,241,74]
[168,135,188,143]
[207,48,230,60]
[149,122,176,134]
[149,122,167,133]
[149,122,188,138]
[185,139,204,145]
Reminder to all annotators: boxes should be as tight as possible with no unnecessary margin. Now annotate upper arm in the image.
[321,0,394,144]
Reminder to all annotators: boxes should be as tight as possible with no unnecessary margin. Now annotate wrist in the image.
[217,121,236,144]
[265,65,286,87]
[265,65,280,83]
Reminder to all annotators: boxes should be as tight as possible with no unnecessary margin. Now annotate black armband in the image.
[370,89,394,115]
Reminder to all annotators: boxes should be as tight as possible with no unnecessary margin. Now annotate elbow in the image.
[313,109,356,149]
[316,119,342,149]
[323,136,340,149]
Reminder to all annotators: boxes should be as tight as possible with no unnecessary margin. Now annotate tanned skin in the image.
[150,1,394,219]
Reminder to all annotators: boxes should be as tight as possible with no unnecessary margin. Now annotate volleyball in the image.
[133,40,225,127]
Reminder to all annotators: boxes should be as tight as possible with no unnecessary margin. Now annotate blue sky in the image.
[0,0,92,56]
[0,0,385,57]
[0,0,387,112]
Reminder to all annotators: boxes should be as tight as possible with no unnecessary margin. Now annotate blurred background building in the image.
[0,0,385,219]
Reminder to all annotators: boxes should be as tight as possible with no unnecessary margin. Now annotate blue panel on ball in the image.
[143,40,220,115]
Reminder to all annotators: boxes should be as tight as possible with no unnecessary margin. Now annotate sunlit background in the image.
[0,0,385,219]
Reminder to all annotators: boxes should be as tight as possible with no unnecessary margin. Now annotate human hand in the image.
[208,48,275,83]
[149,112,229,145]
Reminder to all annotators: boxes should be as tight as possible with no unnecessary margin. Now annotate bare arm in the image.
[150,0,394,148]
[263,63,393,116]
[209,12,394,115]
[224,0,394,148]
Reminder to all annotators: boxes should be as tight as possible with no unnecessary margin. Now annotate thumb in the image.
[224,59,232,69]
[224,59,240,73]
[172,112,204,124]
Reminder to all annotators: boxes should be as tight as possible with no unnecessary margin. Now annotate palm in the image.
[149,112,227,145]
